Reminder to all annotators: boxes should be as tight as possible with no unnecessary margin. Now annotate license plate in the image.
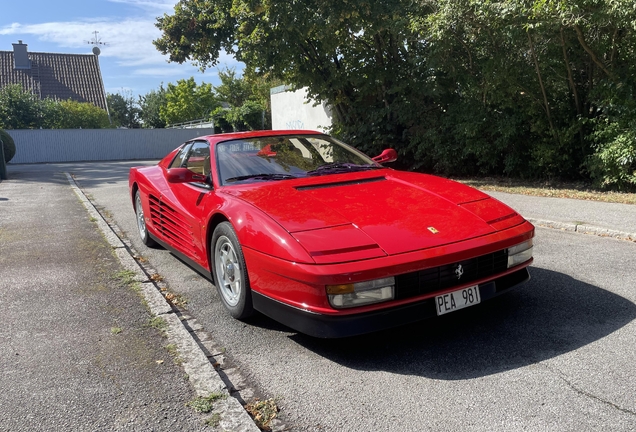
[435,285,481,316]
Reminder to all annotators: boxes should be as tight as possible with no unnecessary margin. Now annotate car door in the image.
[160,140,223,268]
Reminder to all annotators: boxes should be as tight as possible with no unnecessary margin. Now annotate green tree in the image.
[212,68,273,131]
[0,84,42,129]
[421,0,636,184]
[243,70,283,129]
[224,100,265,131]
[139,85,167,128]
[154,0,440,155]
[214,68,252,107]
[160,77,219,125]
[154,0,636,188]
[107,91,140,128]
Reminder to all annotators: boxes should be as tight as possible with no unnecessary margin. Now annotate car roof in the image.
[193,130,325,144]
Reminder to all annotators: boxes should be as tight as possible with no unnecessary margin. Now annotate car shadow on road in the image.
[287,267,636,379]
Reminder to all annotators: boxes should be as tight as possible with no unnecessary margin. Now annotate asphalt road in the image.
[17,161,636,431]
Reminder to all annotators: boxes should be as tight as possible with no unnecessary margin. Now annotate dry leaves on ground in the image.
[245,398,279,431]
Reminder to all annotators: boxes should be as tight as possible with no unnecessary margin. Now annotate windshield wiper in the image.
[225,173,297,183]
[306,163,380,176]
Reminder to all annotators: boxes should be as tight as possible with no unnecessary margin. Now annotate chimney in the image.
[12,40,31,70]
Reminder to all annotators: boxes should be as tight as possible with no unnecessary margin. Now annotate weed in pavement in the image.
[187,392,227,413]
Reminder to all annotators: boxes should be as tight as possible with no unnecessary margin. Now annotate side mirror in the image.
[166,168,208,184]
[372,149,398,164]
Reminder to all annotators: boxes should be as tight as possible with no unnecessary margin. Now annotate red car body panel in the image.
[129,130,535,337]
[243,221,533,314]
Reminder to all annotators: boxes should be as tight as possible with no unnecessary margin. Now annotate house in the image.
[0,41,108,110]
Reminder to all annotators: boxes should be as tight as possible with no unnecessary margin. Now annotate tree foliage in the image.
[155,0,636,190]
[107,91,141,128]
[160,77,219,125]
[215,68,252,107]
[0,84,42,129]
[139,85,167,128]
[211,68,269,131]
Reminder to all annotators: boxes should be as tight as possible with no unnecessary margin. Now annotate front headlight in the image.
[327,277,395,309]
[508,239,533,268]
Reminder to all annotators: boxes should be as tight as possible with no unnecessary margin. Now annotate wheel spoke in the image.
[215,236,243,307]
[136,195,146,238]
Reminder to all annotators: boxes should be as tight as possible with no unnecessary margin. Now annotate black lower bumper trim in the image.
[253,267,530,338]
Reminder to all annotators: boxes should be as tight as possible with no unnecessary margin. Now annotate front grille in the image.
[395,250,508,300]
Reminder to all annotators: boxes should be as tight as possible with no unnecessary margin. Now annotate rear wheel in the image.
[134,190,157,247]
[212,222,253,319]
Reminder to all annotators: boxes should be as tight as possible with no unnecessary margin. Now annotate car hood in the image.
[221,170,524,260]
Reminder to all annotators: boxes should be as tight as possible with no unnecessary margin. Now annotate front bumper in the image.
[253,267,530,338]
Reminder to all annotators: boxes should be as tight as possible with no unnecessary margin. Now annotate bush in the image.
[210,107,233,133]
[0,129,16,163]
[587,122,636,191]
[213,101,265,132]
[41,99,111,129]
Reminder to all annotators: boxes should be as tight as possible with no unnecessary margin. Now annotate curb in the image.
[65,173,260,432]
[527,217,636,242]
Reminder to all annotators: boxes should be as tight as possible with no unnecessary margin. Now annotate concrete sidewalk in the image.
[0,168,257,431]
[487,190,636,241]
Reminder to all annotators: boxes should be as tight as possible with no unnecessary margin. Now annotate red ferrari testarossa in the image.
[129,130,534,337]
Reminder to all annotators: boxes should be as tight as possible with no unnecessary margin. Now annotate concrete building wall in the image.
[5,128,215,164]
[270,86,332,132]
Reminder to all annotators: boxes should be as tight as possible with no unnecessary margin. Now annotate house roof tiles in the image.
[0,48,107,110]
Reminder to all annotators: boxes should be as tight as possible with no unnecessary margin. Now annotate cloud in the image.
[0,16,241,68]
[133,66,209,77]
[105,0,175,13]
[0,1,243,94]
[1,19,164,63]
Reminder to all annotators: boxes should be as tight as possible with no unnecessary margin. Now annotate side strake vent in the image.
[295,176,386,191]
[148,195,198,258]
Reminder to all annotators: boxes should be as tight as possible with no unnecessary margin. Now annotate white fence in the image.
[5,128,216,164]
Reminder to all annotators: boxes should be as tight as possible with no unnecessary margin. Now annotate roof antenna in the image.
[86,30,107,56]
[85,30,112,125]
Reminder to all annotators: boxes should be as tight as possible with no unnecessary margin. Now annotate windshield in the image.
[215,135,378,185]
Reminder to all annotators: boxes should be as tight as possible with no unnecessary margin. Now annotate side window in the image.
[170,143,193,168]
[183,141,211,176]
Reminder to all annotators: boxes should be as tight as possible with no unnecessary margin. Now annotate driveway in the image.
[0,165,206,431]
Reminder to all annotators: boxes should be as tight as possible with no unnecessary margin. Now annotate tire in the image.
[212,222,254,319]
[134,190,157,247]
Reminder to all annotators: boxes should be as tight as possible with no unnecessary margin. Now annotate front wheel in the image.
[134,190,157,247]
[212,222,254,319]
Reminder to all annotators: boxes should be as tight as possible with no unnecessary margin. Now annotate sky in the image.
[0,0,242,98]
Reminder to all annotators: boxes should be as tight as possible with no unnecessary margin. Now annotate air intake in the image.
[295,176,386,191]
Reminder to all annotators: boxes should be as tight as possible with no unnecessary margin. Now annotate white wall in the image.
[270,86,332,132]
[5,128,215,164]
